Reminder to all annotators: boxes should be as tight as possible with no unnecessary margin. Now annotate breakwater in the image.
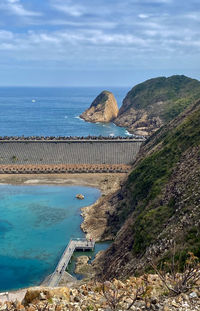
[0,137,144,173]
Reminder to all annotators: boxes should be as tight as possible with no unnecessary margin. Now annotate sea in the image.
[0,87,130,137]
[0,87,129,291]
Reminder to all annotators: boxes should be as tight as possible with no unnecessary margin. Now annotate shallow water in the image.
[0,185,101,291]
[68,241,112,280]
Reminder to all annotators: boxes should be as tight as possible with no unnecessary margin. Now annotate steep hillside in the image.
[114,75,200,136]
[97,99,200,280]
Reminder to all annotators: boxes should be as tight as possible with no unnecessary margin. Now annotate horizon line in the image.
[0,85,132,88]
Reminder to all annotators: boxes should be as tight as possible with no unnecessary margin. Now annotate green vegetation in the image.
[116,99,200,255]
[122,75,200,122]
[11,155,18,162]
[158,229,200,272]
[91,91,110,108]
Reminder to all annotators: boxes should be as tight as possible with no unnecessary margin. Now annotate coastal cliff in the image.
[80,90,119,123]
[114,75,200,136]
[96,98,200,279]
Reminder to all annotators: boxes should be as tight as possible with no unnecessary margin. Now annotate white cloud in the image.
[52,1,84,17]
[138,14,149,19]
[0,0,41,17]
[0,30,14,40]
[0,0,199,67]
[184,13,200,20]
[0,43,16,50]
[142,0,172,3]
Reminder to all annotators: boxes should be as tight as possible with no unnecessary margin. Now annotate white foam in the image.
[24,180,40,184]
[75,116,84,121]
[125,130,133,136]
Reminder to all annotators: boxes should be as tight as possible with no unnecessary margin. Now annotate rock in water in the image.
[76,194,85,200]
[80,90,119,123]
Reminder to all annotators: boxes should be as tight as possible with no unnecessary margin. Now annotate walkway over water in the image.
[47,238,95,287]
[0,137,144,173]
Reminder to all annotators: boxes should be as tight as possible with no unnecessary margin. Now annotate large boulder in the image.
[23,287,70,305]
[80,91,119,123]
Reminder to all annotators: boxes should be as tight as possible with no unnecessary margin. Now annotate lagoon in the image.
[0,184,101,291]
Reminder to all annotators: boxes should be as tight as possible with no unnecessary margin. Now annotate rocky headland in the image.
[80,90,119,123]
[80,75,200,137]
[114,75,200,136]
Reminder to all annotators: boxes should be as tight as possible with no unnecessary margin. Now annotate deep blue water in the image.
[0,87,129,137]
[0,185,101,291]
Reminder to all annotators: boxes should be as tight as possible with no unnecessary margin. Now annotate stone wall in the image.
[0,164,131,174]
[0,140,142,165]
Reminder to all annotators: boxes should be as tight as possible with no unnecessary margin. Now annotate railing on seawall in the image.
[0,135,145,142]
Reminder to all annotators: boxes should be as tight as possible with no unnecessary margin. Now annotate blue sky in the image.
[0,0,200,86]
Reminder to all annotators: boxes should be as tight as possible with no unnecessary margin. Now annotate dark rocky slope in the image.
[97,99,200,280]
[114,75,200,136]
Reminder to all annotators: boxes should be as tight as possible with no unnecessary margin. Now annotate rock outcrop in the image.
[96,99,200,279]
[1,275,199,311]
[75,255,94,277]
[114,75,200,136]
[80,90,119,123]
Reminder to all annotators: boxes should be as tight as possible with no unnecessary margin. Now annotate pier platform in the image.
[47,238,94,287]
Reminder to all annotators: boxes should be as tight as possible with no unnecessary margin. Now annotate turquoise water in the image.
[0,185,101,291]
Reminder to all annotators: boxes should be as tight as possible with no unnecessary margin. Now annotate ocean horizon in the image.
[0,86,130,138]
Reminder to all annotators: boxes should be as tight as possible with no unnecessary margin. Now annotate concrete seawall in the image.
[0,138,144,173]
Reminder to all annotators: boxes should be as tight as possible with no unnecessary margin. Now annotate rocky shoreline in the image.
[81,174,125,241]
[0,173,126,298]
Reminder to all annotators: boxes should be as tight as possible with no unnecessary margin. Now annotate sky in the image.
[0,0,200,86]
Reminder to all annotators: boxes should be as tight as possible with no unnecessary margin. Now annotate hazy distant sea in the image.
[0,87,130,137]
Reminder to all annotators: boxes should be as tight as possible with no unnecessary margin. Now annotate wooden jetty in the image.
[47,238,95,287]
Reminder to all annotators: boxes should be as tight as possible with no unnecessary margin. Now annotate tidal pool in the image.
[0,185,101,291]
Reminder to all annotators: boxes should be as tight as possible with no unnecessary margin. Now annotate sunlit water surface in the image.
[0,87,130,137]
[0,185,101,291]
